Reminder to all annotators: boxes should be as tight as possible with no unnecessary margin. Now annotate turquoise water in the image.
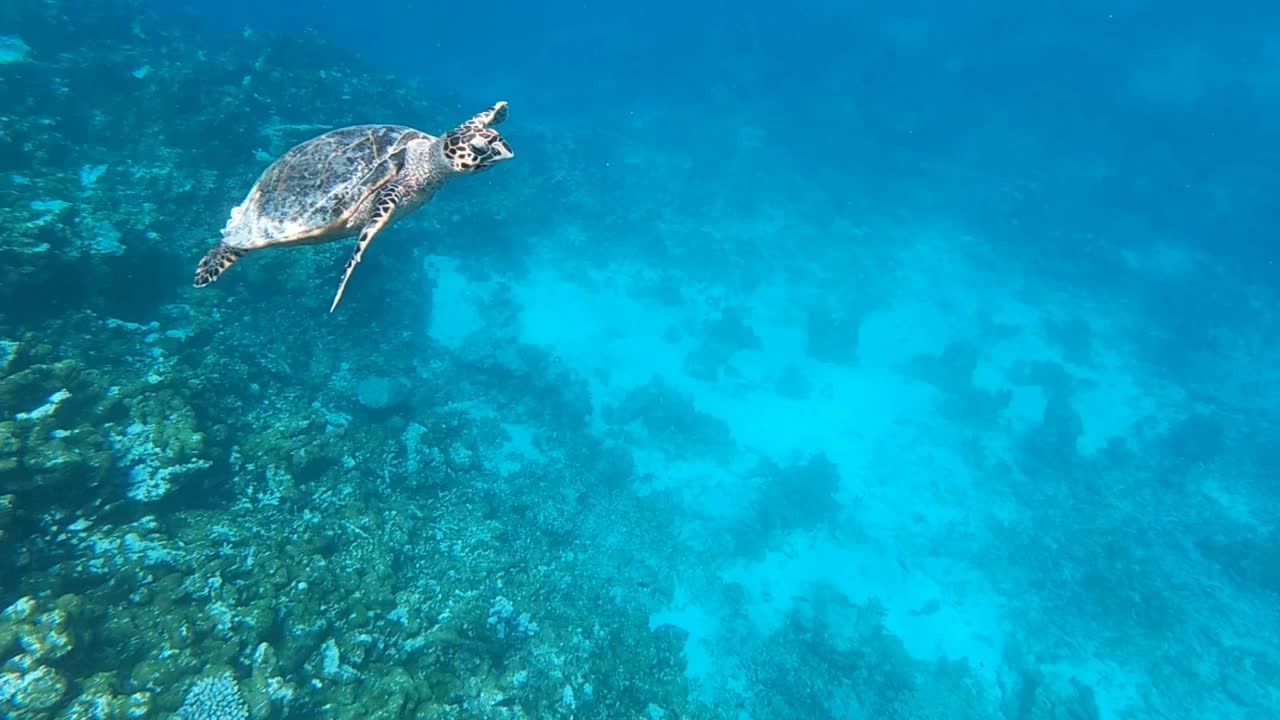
[1,1,1277,719]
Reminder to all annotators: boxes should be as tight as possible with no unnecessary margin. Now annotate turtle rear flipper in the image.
[194,241,245,287]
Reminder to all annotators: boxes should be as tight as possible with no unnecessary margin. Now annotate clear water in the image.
[1,1,1276,719]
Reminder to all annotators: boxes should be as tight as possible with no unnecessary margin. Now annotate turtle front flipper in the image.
[461,101,508,131]
[194,241,245,287]
[329,186,403,313]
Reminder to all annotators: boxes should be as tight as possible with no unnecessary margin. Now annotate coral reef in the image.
[176,673,248,720]
[0,2,714,718]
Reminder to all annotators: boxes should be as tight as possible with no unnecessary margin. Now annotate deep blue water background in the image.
[166,0,1278,282]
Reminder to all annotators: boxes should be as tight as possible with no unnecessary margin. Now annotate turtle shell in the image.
[225,124,433,249]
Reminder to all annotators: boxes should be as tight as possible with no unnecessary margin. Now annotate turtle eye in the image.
[468,136,490,154]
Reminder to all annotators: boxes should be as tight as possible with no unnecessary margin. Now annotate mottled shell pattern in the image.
[222,125,432,250]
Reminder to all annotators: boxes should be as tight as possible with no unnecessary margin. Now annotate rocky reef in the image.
[0,2,713,719]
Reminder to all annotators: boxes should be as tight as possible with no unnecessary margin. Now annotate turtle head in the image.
[440,101,514,174]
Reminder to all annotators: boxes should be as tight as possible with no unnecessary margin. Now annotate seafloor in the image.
[2,2,1278,720]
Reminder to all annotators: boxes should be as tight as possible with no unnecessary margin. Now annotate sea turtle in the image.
[193,101,513,312]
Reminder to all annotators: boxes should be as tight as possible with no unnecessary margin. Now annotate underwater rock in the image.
[54,672,154,720]
[0,348,114,495]
[0,595,88,718]
[1,664,68,718]
[16,607,74,662]
[318,638,344,680]
[0,418,113,494]
[603,376,736,459]
[0,351,81,421]
[355,375,409,410]
[486,595,540,643]
[244,642,293,720]
[1,596,36,623]
[749,453,843,537]
[401,422,442,474]
[111,388,211,503]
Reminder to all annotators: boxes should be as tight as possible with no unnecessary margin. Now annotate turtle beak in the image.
[492,138,514,161]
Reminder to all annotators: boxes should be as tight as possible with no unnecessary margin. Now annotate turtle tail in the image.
[194,241,244,287]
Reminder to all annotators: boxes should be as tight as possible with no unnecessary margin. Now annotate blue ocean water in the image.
[1,1,1278,719]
